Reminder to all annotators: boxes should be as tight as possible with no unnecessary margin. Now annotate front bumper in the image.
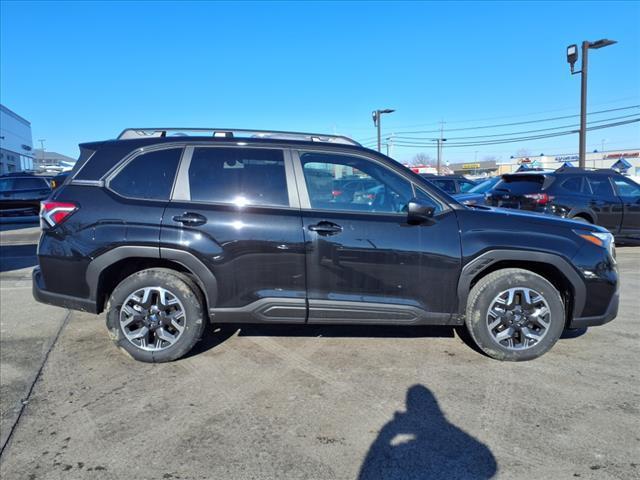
[32,267,97,313]
[569,289,619,329]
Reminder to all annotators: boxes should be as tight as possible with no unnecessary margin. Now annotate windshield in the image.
[467,177,499,194]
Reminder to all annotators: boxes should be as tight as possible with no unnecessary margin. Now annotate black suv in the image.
[33,128,619,362]
[487,168,640,243]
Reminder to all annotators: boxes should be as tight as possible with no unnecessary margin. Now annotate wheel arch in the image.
[87,246,217,314]
[457,250,586,322]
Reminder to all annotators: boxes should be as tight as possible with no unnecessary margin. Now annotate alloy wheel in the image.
[486,287,551,350]
[119,286,186,352]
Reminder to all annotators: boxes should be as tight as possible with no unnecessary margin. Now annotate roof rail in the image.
[116,128,361,146]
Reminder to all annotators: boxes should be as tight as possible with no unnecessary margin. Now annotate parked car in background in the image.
[487,168,640,242]
[454,176,501,205]
[0,172,53,216]
[420,174,477,194]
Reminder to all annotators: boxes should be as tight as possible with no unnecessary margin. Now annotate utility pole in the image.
[436,122,446,175]
[372,109,395,152]
[567,39,616,168]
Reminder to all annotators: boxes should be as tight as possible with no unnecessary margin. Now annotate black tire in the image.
[464,268,565,361]
[105,268,206,362]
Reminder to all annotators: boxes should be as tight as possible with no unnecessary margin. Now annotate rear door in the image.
[161,145,306,321]
[610,176,640,238]
[585,175,623,232]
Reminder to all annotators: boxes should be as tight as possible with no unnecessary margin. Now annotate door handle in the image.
[308,221,343,235]
[172,212,207,226]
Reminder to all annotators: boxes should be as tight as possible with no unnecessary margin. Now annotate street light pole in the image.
[372,109,395,152]
[567,39,616,168]
[578,41,589,169]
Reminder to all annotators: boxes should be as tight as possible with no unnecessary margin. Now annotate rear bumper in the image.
[32,267,97,313]
[569,289,619,329]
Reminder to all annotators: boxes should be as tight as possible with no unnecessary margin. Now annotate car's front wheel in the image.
[465,268,565,361]
[105,268,206,362]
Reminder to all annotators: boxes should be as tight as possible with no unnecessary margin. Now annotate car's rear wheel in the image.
[105,268,206,362]
[465,268,565,361]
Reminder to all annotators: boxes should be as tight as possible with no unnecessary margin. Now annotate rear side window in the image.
[586,177,615,198]
[494,175,544,194]
[188,147,288,207]
[13,177,48,190]
[110,148,182,200]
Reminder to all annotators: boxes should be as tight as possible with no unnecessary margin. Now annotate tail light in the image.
[331,189,343,198]
[523,193,553,205]
[40,200,78,227]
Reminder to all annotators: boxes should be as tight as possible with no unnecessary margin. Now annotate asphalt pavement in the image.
[0,224,638,480]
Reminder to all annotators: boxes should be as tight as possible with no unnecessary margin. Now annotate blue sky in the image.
[1,0,639,163]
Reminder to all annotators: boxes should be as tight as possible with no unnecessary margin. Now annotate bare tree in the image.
[482,155,499,162]
[514,148,530,158]
[410,152,433,166]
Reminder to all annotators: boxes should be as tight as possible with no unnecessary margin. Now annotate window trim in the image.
[291,148,447,216]
[105,145,184,202]
[170,144,299,210]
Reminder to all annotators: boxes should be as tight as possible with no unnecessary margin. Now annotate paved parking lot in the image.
[0,225,639,480]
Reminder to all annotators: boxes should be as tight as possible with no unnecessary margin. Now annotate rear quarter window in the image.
[109,148,182,200]
[559,176,587,194]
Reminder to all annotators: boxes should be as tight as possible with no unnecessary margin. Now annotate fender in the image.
[86,245,159,301]
[457,249,586,318]
[85,245,218,311]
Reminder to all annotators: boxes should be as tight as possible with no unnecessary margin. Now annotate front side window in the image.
[300,152,414,213]
[110,148,182,200]
[188,147,288,207]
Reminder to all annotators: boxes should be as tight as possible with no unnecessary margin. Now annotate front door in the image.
[161,145,307,322]
[293,150,461,325]
[611,176,640,239]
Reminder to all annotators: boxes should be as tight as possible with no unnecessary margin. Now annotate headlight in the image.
[574,229,615,257]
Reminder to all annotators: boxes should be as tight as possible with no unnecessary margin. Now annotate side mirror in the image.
[407,199,436,224]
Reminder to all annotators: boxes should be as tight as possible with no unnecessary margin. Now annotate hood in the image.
[466,204,608,233]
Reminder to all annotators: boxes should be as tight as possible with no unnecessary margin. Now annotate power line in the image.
[390,118,640,148]
[355,104,640,143]
[392,113,640,141]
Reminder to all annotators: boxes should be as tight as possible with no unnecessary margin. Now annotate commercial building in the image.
[0,104,34,174]
[500,149,640,175]
[32,149,76,171]
[445,148,639,178]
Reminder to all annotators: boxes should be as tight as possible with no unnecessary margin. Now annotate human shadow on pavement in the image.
[358,384,497,480]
